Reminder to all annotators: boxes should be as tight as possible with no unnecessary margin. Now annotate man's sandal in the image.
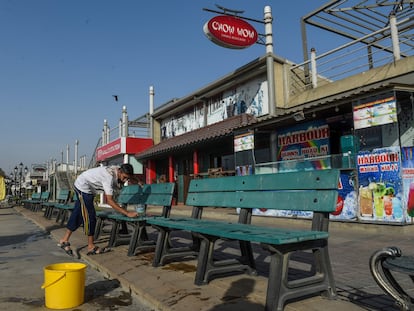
[58,241,73,257]
[87,246,111,256]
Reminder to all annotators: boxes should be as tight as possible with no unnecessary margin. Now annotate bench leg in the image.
[195,237,214,285]
[56,208,70,226]
[94,217,106,241]
[240,240,256,271]
[151,227,199,267]
[128,223,140,256]
[108,221,120,247]
[127,222,155,256]
[370,247,413,311]
[152,228,169,267]
[264,242,336,311]
[48,207,58,220]
[194,234,257,286]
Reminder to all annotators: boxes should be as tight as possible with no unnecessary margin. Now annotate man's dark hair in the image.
[119,163,134,176]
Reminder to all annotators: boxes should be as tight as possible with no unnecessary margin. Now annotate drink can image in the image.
[136,204,145,215]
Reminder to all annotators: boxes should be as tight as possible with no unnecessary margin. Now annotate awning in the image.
[136,114,258,159]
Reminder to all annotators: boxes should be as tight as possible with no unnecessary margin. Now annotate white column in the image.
[390,13,401,61]
[264,6,276,115]
[149,86,154,139]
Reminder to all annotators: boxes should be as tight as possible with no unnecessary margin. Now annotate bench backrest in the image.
[186,170,339,215]
[57,189,70,202]
[32,192,41,200]
[117,183,175,207]
[40,191,50,201]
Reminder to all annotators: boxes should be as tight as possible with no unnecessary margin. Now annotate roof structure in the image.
[302,0,414,61]
[136,114,257,159]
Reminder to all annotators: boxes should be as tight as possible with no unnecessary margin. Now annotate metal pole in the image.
[390,13,401,61]
[264,6,278,163]
[264,6,276,116]
[149,86,154,139]
[74,140,79,175]
[66,144,70,166]
[311,48,317,88]
[122,105,128,137]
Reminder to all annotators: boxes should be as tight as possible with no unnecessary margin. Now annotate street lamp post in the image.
[12,163,28,204]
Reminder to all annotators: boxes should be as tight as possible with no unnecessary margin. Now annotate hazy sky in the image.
[0,0,333,174]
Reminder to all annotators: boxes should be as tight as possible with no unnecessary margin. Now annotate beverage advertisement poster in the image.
[401,147,414,219]
[357,147,405,222]
[330,171,358,221]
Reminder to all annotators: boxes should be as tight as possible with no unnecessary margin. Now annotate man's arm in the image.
[105,194,138,218]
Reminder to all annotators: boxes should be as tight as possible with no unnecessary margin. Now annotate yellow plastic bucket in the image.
[41,262,87,309]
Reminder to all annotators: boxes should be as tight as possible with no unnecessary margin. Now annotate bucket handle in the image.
[41,272,66,289]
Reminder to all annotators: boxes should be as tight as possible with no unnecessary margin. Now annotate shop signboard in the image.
[277,120,330,172]
[353,95,397,130]
[234,132,254,176]
[251,121,332,218]
[96,137,153,162]
[203,15,258,49]
[234,132,254,152]
[357,146,406,222]
[96,138,122,162]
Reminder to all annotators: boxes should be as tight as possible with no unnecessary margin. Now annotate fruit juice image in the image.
[383,196,393,216]
[372,182,386,218]
[373,192,384,217]
[392,197,403,219]
[408,182,414,217]
[359,187,373,217]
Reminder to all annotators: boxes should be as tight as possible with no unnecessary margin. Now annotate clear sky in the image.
[0,0,333,175]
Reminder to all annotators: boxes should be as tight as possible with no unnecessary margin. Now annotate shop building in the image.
[85,3,414,224]
[131,3,414,224]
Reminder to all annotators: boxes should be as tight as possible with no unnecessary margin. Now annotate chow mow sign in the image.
[203,15,258,49]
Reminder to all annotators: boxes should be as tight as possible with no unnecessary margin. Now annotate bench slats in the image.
[117,184,175,206]
[187,190,337,212]
[147,217,328,244]
[188,170,339,192]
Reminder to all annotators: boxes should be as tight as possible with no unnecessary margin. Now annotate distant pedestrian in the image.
[58,163,138,256]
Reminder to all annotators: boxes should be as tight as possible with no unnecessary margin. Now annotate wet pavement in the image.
[0,206,153,311]
[5,203,414,311]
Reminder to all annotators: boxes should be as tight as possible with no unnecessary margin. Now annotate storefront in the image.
[96,136,153,182]
[137,83,414,225]
[249,88,414,224]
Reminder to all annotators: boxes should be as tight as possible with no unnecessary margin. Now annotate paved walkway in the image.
[15,204,414,311]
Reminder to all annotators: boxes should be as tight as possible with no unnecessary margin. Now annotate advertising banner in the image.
[402,147,414,218]
[357,147,405,222]
[330,170,358,221]
[353,95,397,130]
[277,120,330,172]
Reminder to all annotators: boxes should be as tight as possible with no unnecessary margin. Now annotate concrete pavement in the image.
[15,204,414,311]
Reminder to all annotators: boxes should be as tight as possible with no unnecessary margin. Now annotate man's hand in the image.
[125,211,138,218]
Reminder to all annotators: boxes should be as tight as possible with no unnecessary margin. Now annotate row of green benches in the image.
[94,169,339,311]
[22,191,50,211]
[23,189,75,225]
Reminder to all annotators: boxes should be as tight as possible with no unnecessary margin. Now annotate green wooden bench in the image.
[22,192,41,209]
[94,182,175,256]
[42,189,71,219]
[30,191,50,212]
[147,169,340,311]
[53,191,77,225]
